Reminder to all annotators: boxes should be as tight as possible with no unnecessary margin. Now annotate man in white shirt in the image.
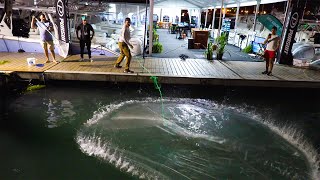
[31,14,57,63]
[114,17,134,73]
[262,26,280,76]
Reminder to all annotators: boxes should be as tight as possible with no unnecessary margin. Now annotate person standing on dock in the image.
[262,26,280,76]
[76,17,95,62]
[31,14,57,63]
[114,17,134,73]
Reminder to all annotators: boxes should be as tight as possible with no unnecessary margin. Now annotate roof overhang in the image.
[207,0,288,8]
[152,0,287,9]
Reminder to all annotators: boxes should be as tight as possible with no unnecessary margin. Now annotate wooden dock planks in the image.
[0,52,319,88]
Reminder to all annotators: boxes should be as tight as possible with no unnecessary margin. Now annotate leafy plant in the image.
[204,42,217,60]
[0,60,9,65]
[170,25,177,34]
[152,42,163,53]
[203,32,231,60]
[215,32,228,55]
[153,29,159,42]
[243,44,253,53]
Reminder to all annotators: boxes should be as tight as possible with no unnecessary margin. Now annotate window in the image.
[163,15,169,22]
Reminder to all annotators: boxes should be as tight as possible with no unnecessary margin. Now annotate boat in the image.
[0,1,146,58]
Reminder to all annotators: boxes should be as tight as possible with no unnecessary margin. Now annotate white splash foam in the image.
[232,106,320,180]
[79,98,320,180]
[85,98,176,126]
[76,134,169,180]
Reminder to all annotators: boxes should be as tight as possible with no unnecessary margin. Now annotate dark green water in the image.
[0,83,319,180]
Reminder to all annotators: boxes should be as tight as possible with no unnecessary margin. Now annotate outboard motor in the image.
[310,59,320,70]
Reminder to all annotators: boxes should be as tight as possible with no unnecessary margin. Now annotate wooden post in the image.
[217,0,224,37]
[148,0,154,55]
[253,0,261,32]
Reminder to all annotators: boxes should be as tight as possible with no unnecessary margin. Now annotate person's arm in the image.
[76,25,80,40]
[31,16,36,29]
[275,37,281,51]
[48,22,54,32]
[122,27,133,48]
[90,25,95,40]
[263,34,270,45]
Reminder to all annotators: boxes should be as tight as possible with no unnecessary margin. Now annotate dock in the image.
[0,52,319,88]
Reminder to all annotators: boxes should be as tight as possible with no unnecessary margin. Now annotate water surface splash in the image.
[77,98,319,179]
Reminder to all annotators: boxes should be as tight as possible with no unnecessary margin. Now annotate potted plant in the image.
[153,29,159,42]
[204,42,217,60]
[215,32,228,60]
[170,25,177,34]
[152,41,163,53]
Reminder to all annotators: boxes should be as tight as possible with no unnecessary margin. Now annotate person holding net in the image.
[31,14,57,63]
[114,17,134,73]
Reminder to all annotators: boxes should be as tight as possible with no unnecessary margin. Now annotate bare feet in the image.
[45,60,50,63]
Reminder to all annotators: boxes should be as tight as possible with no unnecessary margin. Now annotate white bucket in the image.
[27,58,36,66]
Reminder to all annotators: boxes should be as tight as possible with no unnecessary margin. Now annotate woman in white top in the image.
[262,26,280,76]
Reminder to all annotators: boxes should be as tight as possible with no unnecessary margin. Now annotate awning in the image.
[257,14,283,36]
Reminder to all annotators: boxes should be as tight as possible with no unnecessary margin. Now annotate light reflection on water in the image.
[44,99,76,128]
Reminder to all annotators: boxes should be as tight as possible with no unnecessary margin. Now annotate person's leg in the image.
[262,50,269,74]
[267,50,276,75]
[115,42,125,66]
[48,41,56,62]
[80,40,85,60]
[86,40,92,61]
[42,42,50,63]
[122,44,132,70]
[267,58,275,75]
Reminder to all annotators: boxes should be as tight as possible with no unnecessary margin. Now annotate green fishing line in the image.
[137,58,165,119]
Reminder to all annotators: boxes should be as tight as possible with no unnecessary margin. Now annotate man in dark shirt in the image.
[76,17,95,62]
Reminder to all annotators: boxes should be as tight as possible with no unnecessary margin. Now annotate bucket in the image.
[27,58,36,66]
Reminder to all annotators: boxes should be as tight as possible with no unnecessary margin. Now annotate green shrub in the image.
[152,42,163,53]
[243,44,252,53]
[170,26,177,34]
[215,32,228,54]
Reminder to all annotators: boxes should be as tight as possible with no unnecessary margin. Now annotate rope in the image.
[137,58,165,119]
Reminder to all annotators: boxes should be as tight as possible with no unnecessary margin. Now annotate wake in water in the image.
[76,98,319,180]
